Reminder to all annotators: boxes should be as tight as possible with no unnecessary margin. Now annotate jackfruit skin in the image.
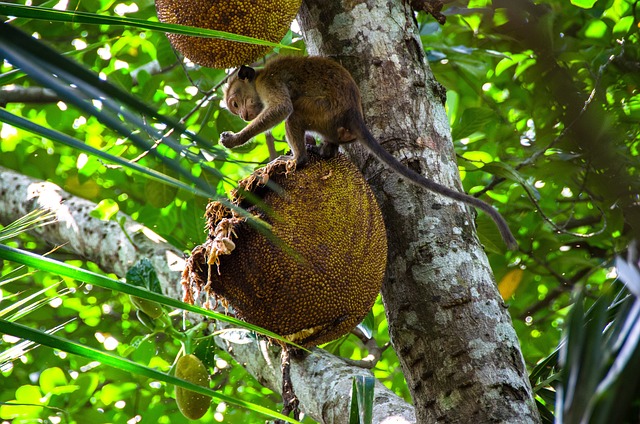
[155,0,302,68]
[183,153,387,346]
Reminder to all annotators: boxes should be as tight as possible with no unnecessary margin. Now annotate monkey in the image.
[220,56,517,250]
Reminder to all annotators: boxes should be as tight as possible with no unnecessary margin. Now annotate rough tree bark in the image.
[298,1,540,422]
[0,166,415,423]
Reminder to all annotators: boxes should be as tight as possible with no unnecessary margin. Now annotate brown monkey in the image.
[220,56,517,250]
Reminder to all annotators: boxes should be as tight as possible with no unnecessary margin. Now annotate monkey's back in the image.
[257,56,364,130]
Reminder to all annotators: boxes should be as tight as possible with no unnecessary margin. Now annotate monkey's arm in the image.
[220,86,293,148]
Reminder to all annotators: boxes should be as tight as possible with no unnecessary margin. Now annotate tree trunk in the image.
[298,1,540,422]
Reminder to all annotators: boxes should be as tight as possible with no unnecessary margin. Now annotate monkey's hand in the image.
[220,131,241,148]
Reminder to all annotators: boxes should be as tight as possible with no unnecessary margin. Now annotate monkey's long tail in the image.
[359,126,517,250]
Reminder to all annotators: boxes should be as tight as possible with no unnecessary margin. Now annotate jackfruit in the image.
[181,154,387,346]
[155,0,302,68]
[175,354,211,420]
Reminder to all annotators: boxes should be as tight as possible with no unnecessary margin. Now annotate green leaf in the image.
[0,319,299,423]
[39,367,68,393]
[100,382,137,405]
[0,108,211,199]
[67,373,99,407]
[0,23,223,193]
[0,399,43,420]
[612,15,634,36]
[357,310,375,339]
[584,20,609,39]
[536,398,556,424]
[482,161,540,200]
[90,199,120,221]
[570,0,598,9]
[452,108,496,140]
[476,214,510,253]
[15,385,44,404]
[349,378,361,424]
[556,273,640,424]
[126,258,162,294]
[131,336,156,365]
[462,150,494,165]
[145,178,178,209]
[349,375,374,424]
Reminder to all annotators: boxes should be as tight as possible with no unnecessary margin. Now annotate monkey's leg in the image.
[284,117,309,166]
[312,125,353,159]
[265,131,278,161]
[337,126,358,143]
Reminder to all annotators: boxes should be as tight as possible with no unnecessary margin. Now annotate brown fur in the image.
[221,56,517,250]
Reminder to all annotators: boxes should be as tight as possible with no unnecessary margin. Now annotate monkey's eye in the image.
[232,101,239,109]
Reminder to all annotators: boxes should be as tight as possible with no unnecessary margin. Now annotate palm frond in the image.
[0,319,299,423]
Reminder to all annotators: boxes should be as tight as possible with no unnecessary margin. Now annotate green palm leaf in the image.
[0,319,299,423]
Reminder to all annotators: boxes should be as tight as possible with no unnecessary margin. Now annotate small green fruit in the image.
[130,295,163,319]
[175,354,211,420]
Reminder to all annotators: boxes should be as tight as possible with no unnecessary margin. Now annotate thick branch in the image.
[0,165,415,423]
[410,0,447,24]
[0,61,163,106]
[0,166,183,300]
[0,86,59,106]
[214,328,415,423]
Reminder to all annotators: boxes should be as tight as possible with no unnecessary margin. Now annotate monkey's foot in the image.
[307,145,322,156]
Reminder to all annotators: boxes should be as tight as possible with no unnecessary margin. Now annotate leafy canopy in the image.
[1,0,639,422]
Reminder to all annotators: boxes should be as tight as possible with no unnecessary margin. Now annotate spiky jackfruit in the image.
[155,0,302,68]
[181,154,387,346]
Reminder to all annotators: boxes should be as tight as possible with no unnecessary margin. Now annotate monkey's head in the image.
[224,65,263,121]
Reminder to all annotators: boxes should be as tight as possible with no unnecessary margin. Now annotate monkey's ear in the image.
[237,65,256,81]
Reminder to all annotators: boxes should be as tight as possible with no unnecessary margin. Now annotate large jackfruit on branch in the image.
[181,154,387,347]
[155,0,302,69]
